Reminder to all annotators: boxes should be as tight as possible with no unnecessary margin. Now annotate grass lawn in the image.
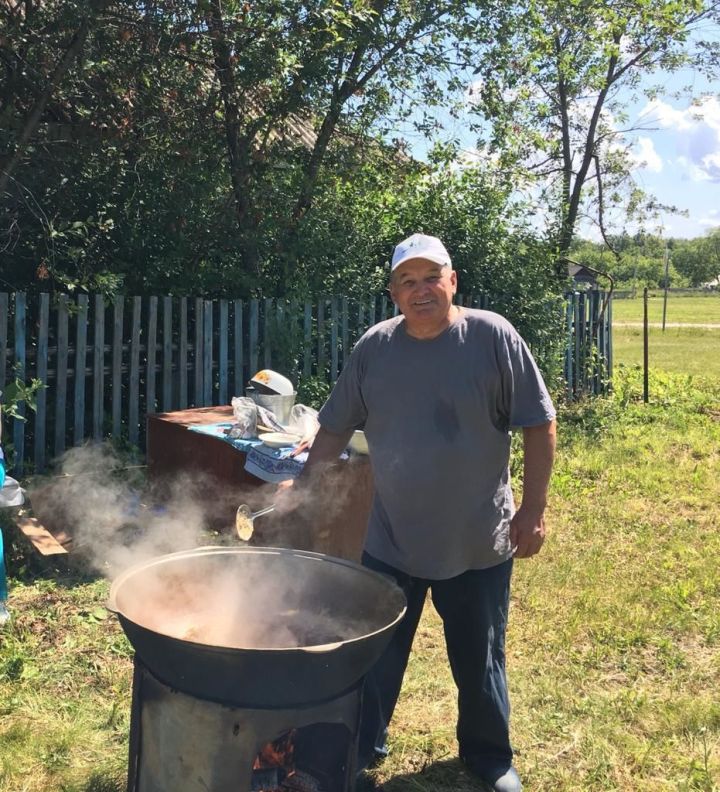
[612,293,720,325]
[612,291,720,379]
[2,371,720,790]
[613,326,720,379]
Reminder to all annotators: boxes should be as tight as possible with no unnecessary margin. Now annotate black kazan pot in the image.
[107,546,407,708]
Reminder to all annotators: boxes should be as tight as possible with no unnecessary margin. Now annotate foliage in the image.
[0,376,44,422]
[0,0,485,297]
[467,0,720,267]
[671,228,720,287]
[570,230,720,289]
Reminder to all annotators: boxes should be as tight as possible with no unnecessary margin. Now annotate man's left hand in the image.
[509,506,546,558]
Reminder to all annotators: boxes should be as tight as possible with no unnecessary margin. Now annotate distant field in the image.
[612,293,720,324]
[613,325,720,379]
[610,292,720,378]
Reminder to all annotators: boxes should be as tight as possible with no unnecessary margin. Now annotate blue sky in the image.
[630,82,720,239]
[400,68,719,241]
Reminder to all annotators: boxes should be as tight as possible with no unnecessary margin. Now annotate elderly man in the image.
[287,233,556,792]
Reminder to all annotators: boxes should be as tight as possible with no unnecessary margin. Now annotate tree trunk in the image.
[205,0,259,280]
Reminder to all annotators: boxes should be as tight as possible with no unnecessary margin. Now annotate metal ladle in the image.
[235,503,275,541]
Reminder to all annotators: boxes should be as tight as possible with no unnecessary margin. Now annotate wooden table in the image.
[146,407,373,562]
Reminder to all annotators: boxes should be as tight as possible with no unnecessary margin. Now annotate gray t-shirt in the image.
[318,308,556,580]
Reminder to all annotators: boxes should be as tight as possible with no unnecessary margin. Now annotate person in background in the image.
[281,233,556,792]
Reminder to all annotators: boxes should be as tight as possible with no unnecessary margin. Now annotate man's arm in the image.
[276,425,354,508]
[509,419,556,558]
[301,425,354,478]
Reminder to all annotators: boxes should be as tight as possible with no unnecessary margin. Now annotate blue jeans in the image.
[359,553,514,772]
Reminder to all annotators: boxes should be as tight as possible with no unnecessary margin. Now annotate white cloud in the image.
[699,208,720,228]
[632,136,663,172]
[638,96,720,182]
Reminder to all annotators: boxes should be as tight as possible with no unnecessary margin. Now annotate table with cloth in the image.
[146,406,372,562]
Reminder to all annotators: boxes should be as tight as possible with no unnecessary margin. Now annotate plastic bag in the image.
[285,404,320,443]
[230,397,258,439]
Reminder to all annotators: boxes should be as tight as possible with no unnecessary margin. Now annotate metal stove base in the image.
[128,660,361,792]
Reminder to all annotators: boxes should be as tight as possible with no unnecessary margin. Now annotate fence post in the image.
[0,294,7,396]
[330,297,339,383]
[73,294,89,444]
[179,297,188,409]
[565,295,574,401]
[219,299,228,406]
[263,298,273,369]
[233,300,243,398]
[249,299,259,376]
[111,296,124,439]
[203,300,213,406]
[146,296,158,416]
[162,296,172,412]
[93,294,105,440]
[55,295,69,456]
[128,297,142,446]
[12,293,26,474]
[35,294,50,471]
[303,302,312,378]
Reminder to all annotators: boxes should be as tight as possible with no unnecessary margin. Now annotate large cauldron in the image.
[108,546,406,707]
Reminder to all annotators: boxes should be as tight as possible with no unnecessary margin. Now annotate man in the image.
[284,233,556,792]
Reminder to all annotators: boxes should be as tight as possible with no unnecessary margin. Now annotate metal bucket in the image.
[246,389,297,426]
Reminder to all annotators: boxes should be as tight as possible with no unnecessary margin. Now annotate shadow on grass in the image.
[359,758,490,791]
[81,774,124,792]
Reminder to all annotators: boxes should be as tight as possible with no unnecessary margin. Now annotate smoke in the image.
[27,443,207,578]
[26,443,390,651]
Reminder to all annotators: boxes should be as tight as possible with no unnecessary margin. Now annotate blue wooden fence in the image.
[0,290,610,474]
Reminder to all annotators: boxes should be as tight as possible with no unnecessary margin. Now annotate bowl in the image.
[249,369,294,396]
[258,432,302,449]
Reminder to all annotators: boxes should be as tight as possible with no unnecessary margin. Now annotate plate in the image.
[258,432,302,449]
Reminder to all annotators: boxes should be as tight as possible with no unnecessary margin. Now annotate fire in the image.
[253,730,296,770]
[251,730,324,792]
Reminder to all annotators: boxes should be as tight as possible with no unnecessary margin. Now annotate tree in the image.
[673,228,720,286]
[197,0,478,290]
[468,0,720,276]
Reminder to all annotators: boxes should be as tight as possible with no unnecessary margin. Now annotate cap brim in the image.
[391,252,451,272]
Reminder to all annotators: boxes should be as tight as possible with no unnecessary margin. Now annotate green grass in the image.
[2,369,720,791]
[612,294,720,324]
[613,326,720,379]
[368,368,720,792]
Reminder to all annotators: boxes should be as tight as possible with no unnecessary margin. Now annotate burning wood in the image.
[250,769,324,792]
[251,730,324,792]
[253,730,296,770]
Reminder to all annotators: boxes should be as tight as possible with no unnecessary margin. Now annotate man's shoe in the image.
[460,759,522,792]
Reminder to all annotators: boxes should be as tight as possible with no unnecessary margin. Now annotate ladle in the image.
[235,503,275,541]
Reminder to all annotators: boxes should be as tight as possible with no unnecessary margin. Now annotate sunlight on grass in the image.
[1,370,719,791]
[612,293,720,324]
[613,326,720,379]
[369,368,720,791]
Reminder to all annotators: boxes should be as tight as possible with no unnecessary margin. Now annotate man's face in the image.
[389,258,457,329]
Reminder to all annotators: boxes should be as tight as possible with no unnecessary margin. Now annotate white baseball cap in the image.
[391,233,452,272]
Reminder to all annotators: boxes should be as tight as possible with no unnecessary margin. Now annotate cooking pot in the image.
[107,546,406,707]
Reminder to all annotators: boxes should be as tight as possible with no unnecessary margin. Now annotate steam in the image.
[27,443,207,578]
[26,444,386,651]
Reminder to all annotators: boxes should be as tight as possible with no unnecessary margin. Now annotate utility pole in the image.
[662,242,670,332]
